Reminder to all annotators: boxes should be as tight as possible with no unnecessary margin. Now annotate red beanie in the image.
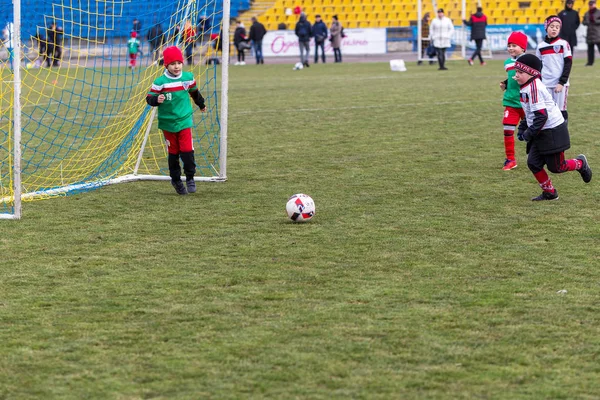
[508,31,528,51]
[131,31,137,38]
[163,46,184,66]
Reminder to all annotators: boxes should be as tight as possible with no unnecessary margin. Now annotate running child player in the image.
[146,46,207,195]
[127,31,140,69]
[536,15,572,121]
[499,31,527,171]
[513,54,592,201]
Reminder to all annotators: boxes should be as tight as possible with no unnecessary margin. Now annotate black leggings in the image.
[436,47,446,68]
[587,42,600,65]
[237,48,245,62]
[470,39,484,63]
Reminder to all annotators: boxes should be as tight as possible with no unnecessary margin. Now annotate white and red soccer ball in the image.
[286,193,315,222]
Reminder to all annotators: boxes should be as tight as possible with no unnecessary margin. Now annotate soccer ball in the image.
[286,193,315,222]
[293,62,304,71]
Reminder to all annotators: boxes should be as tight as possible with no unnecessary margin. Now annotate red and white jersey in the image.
[520,78,565,129]
[535,37,572,88]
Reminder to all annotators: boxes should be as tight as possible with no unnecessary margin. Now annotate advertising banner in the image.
[261,28,387,57]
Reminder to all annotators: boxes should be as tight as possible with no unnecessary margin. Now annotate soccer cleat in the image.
[186,179,196,193]
[172,180,188,195]
[531,190,559,201]
[576,154,592,183]
[468,59,474,66]
[502,159,518,171]
[481,61,487,66]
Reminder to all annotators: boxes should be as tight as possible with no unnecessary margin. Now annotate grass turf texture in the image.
[1,59,600,399]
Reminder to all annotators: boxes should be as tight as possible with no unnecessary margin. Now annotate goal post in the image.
[1,0,230,220]
[417,0,492,62]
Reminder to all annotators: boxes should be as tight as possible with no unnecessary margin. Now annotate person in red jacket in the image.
[463,7,488,65]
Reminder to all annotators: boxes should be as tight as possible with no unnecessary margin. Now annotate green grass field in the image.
[1,58,600,399]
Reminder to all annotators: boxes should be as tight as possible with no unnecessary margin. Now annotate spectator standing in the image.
[330,15,343,63]
[559,0,580,51]
[2,21,14,69]
[312,15,328,63]
[33,29,46,67]
[429,8,454,70]
[249,16,267,64]
[582,0,600,65]
[417,13,435,65]
[463,7,487,65]
[182,21,196,65]
[197,16,211,44]
[132,18,142,35]
[147,22,164,62]
[233,20,249,65]
[295,12,312,67]
[45,21,63,67]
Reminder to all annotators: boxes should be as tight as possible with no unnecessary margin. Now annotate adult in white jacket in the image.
[429,9,454,70]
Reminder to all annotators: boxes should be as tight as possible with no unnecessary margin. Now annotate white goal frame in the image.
[1,0,230,220]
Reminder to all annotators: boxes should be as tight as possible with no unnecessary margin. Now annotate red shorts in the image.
[163,128,194,155]
[502,106,525,126]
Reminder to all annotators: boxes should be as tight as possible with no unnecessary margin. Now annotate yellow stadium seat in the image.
[516,15,528,24]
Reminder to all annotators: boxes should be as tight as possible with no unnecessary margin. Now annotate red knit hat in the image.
[163,46,184,66]
[508,31,528,51]
[131,31,137,38]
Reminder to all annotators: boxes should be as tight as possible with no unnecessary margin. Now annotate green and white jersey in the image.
[148,71,198,132]
[503,57,522,108]
[127,38,140,54]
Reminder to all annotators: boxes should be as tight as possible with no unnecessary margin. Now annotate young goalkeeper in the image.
[146,46,207,195]
[499,31,527,171]
[513,54,592,201]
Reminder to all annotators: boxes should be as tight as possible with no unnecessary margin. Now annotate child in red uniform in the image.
[499,32,527,171]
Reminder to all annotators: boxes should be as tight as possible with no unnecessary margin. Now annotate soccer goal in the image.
[416,0,492,62]
[0,0,230,219]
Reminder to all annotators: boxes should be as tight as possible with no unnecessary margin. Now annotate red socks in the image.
[534,170,555,192]
[504,129,516,161]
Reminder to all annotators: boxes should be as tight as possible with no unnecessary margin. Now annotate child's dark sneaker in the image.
[531,190,559,201]
[576,154,592,183]
[172,180,188,195]
[186,179,196,193]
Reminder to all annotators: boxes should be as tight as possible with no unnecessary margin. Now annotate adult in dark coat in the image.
[249,16,267,64]
[233,21,249,65]
[559,0,581,50]
[463,7,487,65]
[147,22,164,61]
[312,15,328,63]
[582,0,600,65]
[295,12,312,67]
[45,22,63,67]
